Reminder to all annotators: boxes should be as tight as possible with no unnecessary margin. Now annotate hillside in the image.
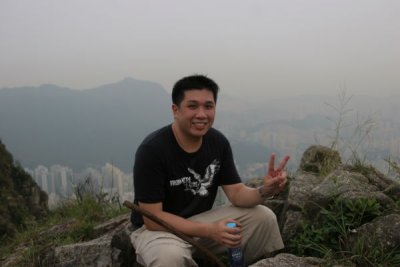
[0,140,48,238]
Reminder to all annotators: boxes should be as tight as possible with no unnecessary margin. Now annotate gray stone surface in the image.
[249,253,323,267]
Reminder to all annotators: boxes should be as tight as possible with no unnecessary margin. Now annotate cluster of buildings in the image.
[25,163,134,208]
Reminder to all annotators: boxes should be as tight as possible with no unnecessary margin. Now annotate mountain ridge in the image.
[0,78,171,172]
[1,78,399,174]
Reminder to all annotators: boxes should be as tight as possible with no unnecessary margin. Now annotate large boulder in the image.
[299,145,341,175]
[349,213,400,252]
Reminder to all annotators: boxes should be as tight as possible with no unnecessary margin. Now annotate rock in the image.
[281,211,304,244]
[350,213,400,251]
[42,214,136,267]
[110,230,137,267]
[281,145,400,265]
[287,173,324,210]
[249,253,323,267]
[299,145,341,175]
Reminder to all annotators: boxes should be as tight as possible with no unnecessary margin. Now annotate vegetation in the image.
[289,197,400,266]
[288,90,400,266]
[0,177,129,266]
[386,157,400,181]
[0,140,49,244]
[324,89,376,168]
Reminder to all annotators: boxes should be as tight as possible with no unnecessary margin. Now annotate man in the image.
[131,74,290,266]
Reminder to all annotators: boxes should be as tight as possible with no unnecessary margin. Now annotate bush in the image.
[288,197,397,266]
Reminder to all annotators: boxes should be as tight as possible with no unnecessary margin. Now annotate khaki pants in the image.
[130,205,284,267]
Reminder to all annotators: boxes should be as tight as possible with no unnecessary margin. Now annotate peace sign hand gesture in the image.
[259,153,290,199]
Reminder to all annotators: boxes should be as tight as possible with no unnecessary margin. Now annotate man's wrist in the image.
[257,185,275,200]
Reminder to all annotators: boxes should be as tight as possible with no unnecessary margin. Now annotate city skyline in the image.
[25,163,134,207]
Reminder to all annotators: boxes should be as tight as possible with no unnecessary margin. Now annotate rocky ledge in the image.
[2,145,399,267]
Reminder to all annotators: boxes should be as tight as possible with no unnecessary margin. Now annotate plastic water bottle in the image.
[226,222,244,267]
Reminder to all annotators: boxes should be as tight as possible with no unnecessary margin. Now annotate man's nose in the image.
[196,107,207,118]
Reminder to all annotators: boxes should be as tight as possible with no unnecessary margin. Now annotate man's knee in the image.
[138,243,196,267]
[242,205,284,261]
[250,205,278,224]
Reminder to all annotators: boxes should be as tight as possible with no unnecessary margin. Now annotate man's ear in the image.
[172,104,178,117]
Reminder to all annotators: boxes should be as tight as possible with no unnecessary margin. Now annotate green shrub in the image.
[289,197,392,266]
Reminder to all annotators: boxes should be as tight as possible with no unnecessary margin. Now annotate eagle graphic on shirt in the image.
[170,159,220,197]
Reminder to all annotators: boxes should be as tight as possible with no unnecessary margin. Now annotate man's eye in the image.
[188,105,197,109]
[205,104,214,109]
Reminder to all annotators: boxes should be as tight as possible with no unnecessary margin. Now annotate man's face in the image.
[172,89,216,140]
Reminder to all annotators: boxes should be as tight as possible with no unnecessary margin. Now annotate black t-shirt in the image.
[132,124,241,226]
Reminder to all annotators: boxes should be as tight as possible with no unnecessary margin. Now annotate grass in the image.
[324,89,376,169]
[289,197,400,266]
[0,194,129,266]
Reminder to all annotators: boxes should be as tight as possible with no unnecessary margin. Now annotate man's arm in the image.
[139,202,211,236]
[223,154,290,208]
[139,202,241,248]
[222,183,266,208]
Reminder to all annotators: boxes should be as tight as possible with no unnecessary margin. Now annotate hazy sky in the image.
[1,0,399,97]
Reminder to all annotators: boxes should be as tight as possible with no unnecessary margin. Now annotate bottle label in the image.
[228,246,244,266]
[230,247,242,259]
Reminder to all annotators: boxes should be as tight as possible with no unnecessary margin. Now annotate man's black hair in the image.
[172,74,219,106]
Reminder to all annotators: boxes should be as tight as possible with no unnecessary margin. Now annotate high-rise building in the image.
[34,165,49,192]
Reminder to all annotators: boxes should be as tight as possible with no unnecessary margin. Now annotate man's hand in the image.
[207,219,242,248]
[260,154,290,198]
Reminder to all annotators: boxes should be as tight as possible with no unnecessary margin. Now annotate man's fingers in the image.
[268,153,276,173]
[276,155,290,172]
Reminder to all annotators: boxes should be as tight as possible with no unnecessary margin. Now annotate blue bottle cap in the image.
[227,222,237,228]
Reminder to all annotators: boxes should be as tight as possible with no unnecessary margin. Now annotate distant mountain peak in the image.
[120,77,136,83]
[91,77,167,94]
